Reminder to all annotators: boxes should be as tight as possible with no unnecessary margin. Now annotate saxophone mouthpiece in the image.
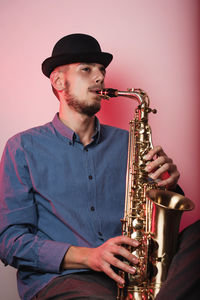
[96,88,118,100]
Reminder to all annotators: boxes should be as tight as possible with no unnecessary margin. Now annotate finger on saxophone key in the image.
[128,266,137,274]
[132,256,139,264]
[132,239,140,247]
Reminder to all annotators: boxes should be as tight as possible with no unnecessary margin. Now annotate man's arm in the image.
[0,139,70,274]
[61,236,140,286]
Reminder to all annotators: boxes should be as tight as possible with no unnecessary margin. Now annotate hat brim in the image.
[42,52,113,78]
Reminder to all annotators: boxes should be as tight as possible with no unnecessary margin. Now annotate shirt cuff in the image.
[37,240,71,273]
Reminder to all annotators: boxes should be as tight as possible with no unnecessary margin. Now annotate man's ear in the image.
[50,70,64,91]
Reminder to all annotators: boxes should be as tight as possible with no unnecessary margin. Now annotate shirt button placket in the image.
[88,175,94,211]
[85,147,99,237]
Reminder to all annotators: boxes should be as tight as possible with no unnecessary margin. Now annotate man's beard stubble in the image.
[63,87,101,117]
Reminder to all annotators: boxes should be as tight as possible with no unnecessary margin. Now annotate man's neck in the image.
[59,105,96,147]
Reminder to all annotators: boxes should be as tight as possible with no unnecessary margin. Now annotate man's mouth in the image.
[88,87,102,93]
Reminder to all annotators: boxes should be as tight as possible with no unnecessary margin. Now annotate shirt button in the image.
[69,141,72,146]
[98,231,103,236]
[90,206,95,211]
[88,175,93,180]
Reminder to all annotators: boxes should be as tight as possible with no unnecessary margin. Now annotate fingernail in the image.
[130,267,137,273]
[133,240,140,246]
[155,178,161,183]
[144,154,150,160]
[119,279,125,286]
[145,166,151,172]
[149,173,155,179]
[132,257,139,264]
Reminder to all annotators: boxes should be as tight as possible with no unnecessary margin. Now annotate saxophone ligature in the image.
[97,88,194,300]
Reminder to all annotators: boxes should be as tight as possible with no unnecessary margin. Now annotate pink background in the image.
[0,1,199,299]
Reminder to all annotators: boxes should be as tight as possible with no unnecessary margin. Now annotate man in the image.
[0,34,193,300]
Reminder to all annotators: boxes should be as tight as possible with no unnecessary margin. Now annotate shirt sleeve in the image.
[0,138,70,274]
[174,184,184,196]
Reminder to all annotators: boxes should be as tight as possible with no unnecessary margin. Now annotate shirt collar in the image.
[52,113,101,145]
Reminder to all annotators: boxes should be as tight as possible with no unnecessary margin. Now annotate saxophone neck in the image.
[97,88,157,114]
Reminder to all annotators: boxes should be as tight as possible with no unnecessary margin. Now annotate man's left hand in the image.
[144,145,180,190]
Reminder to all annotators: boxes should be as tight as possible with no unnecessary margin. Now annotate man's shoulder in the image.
[6,121,54,149]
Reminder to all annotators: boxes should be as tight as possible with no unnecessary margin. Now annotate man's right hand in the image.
[62,236,140,286]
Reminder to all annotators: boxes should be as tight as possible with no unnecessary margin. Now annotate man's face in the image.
[61,62,106,116]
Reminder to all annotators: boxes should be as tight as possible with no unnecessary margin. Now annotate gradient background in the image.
[0,1,199,299]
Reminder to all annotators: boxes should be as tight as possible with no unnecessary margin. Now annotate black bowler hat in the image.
[42,33,113,78]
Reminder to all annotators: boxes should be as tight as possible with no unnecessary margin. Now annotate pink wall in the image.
[0,1,199,299]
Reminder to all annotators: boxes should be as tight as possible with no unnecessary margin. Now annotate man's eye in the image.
[82,67,90,72]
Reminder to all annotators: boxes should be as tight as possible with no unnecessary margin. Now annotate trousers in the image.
[31,271,117,300]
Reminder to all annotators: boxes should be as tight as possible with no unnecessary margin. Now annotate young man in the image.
[0,34,190,300]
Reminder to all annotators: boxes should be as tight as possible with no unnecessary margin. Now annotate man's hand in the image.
[144,145,180,189]
[62,236,139,286]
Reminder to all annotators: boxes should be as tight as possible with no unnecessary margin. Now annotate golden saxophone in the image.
[97,88,194,300]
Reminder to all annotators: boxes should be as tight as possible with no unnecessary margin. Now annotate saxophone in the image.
[97,88,194,300]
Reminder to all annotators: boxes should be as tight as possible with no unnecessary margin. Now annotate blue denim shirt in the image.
[0,113,129,300]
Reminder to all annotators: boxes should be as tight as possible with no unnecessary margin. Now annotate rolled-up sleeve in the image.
[0,138,70,273]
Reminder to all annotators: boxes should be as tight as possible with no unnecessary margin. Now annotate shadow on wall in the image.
[97,68,139,130]
[0,261,20,300]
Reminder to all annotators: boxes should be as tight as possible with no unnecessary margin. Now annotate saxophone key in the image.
[132,218,143,230]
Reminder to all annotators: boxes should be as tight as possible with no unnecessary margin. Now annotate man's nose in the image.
[93,70,105,84]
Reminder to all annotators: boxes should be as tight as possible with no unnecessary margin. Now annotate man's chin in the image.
[84,103,101,117]
[64,93,101,116]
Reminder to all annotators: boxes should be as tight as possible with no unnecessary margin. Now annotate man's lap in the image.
[31,271,117,300]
